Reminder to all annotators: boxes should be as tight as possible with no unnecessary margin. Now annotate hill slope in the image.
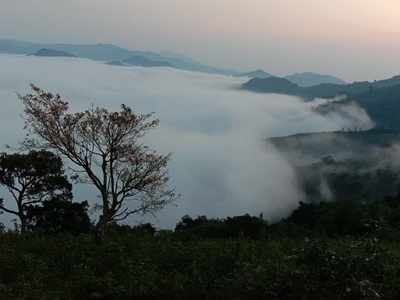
[269,129,400,202]
[0,39,238,75]
[30,48,77,57]
[285,72,346,87]
[243,75,400,100]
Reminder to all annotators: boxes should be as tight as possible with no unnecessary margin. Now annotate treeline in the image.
[1,206,400,299]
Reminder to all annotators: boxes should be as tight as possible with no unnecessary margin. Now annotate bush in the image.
[175,214,268,239]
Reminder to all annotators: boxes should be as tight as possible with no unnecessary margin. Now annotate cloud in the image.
[0,54,373,228]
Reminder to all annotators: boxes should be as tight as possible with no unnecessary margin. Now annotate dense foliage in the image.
[1,197,400,299]
[0,230,399,299]
[0,150,73,232]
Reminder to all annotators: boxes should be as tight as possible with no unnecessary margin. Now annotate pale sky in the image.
[1,0,400,81]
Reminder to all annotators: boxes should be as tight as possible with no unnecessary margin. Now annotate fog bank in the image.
[0,54,373,228]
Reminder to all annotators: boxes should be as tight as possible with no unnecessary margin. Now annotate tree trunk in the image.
[20,215,27,234]
[95,215,108,242]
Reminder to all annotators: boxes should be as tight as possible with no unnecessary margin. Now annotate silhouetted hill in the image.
[269,129,400,202]
[236,69,271,79]
[0,39,40,54]
[315,84,400,129]
[243,75,400,100]
[106,60,128,66]
[0,39,238,75]
[269,129,400,162]
[242,76,303,95]
[121,56,173,67]
[30,48,77,58]
[285,72,346,87]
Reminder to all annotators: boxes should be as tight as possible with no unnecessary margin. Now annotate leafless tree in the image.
[20,85,176,238]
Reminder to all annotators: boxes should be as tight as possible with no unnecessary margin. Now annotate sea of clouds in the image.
[0,54,373,228]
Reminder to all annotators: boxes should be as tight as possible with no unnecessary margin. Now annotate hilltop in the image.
[30,48,77,57]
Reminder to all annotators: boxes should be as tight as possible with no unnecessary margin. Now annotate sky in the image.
[1,1,400,81]
[0,54,373,227]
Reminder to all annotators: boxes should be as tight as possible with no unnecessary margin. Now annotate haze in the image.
[0,54,372,227]
[1,0,400,81]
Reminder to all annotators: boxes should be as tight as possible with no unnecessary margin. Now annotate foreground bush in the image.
[0,232,399,299]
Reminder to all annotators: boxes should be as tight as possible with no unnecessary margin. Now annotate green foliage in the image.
[272,196,400,239]
[0,150,73,231]
[25,198,92,235]
[0,232,399,299]
[175,214,268,239]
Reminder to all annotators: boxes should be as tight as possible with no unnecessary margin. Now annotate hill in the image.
[284,72,346,87]
[269,129,400,202]
[242,75,400,100]
[0,39,238,75]
[315,84,400,129]
[30,48,77,57]
[236,69,271,79]
[118,56,173,67]
[242,76,303,95]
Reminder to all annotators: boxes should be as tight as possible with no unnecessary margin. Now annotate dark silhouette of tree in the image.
[25,197,91,235]
[0,150,72,232]
[175,214,268,239]
[20,85,176,239]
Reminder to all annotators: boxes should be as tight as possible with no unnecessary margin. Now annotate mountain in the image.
[269,129,400,202]
[242,76,302,95]
[0,39,238,76]
[119,56,173,67]
[30,48,77,58]
[316,83,400,129]
[236,69,271,79]
[269,129,400,163]
[242,75,400,100]
[106,60,128,66]
[0,39,39,54]
[285,72,346,87]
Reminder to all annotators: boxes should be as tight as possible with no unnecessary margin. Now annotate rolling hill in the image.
[30,48,77,58]
[242,75,400,100]
[284,72,346,87]
[0,39,238,75]
[269,129,400,202]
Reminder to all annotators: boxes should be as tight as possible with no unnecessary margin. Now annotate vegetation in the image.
[0,150,72,232]
[2,86,400,299]
[2,198,400,299]
[269,129,400,202]
[20,85,176,238]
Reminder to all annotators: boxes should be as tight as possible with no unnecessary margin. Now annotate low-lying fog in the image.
[0,54,373,228]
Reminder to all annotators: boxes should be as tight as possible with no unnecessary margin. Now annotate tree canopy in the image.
[20,85,176,237]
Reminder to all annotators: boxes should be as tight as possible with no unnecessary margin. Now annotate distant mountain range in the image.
[284,72,346,87]
[242,75,400,100]
[30,48,77,58]
[0,39,346,86]
[235,69,271,79]
[107,56,173,68]
[235,70,346,87]
[0,39,237,76]
[316,83,400,130]
[243,74,400,129]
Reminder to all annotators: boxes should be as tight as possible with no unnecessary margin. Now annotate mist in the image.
[0,54,373,228]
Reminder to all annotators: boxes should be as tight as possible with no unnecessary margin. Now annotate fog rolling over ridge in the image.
[0,54,373,228]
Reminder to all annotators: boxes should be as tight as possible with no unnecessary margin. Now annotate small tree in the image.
[25,197,92,235]
[20,85,176,238]
[0,150,72,232]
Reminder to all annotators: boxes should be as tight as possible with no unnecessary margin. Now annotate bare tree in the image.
[20,85,176,238]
